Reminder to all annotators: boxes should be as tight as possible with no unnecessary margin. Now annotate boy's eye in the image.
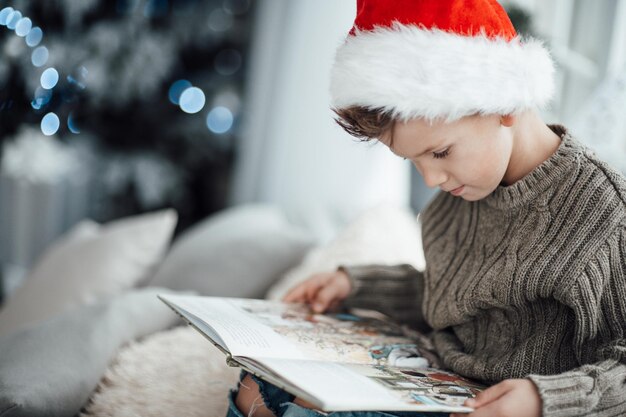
[433,148,449,159]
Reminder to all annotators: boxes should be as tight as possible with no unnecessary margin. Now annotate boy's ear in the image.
[500,114,516,127]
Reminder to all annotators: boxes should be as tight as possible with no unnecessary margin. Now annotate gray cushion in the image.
[0,209,178,337]
[147,204,315,298]
[0,287,181,417]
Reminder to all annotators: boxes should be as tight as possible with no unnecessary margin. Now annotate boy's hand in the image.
[282,270,352,313]
[450,379,542,417]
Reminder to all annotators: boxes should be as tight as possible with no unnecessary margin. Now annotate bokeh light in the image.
[6,10,22,30]
[0,8,85,134]
[31,87,53,110]
[41,112,60,136]
[214,49,242,76]
[15,17,31,37]
[0,7,14,25]
[26,27,43,47]
[41,68,59,89]
[206,106,233,134]
[214,89,241,113]
[179,87,205,114]
[31,46,49,67]
[67,113,80,134]
[67,66,88,90]
[208,8,233,32]
[168,79,191,105]
[67,75,85,90]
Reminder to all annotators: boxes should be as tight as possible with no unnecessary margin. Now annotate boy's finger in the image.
[282,284,306,302]
[465,380,511,408]
[462,397,508,417]
[304,279,325,303]
[326,299,342,312]
[284,279,319,302]
[312,284,339,313]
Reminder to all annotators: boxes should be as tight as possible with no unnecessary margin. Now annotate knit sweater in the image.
[342,125,626,417]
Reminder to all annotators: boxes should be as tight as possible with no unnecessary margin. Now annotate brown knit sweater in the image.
[342,125,626,416]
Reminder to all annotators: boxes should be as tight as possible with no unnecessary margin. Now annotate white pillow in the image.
[147,204,314,299]
[266,205,425,300]
[0,209,177,337]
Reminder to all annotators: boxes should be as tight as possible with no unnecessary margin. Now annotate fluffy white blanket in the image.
[81,326,240,417]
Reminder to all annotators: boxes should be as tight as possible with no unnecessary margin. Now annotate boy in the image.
[230,1,626,416]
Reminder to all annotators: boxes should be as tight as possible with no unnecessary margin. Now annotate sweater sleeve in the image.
[339,264,431,333]
[527,225,626,417]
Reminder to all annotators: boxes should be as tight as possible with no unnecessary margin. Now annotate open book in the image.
[158,294,485,413]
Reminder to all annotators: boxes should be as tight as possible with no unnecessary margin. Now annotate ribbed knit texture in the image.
[343,125,626,417]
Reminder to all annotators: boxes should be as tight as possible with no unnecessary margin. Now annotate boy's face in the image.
[380,114,514,201]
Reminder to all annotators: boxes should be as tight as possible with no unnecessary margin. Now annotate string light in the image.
[1,6,88,136]
[40,68,59,89]
[25,26,42,46]
[31,45,49,67]
[206,106,233,134]
[168,79,191,105]
[15,17,32,37]
[41,112,60,136]
[179,86,205,114]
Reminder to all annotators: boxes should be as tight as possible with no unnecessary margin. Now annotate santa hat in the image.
[330,0,555,122]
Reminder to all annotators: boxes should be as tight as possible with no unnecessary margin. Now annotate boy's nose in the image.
[421,168,448,189]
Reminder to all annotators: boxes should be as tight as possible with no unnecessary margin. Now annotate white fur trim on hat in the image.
[330,24,555,122]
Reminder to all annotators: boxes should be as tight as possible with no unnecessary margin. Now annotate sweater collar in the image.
[482,124,584,210]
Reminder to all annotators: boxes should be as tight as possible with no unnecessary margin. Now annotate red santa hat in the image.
[330,0,555,122]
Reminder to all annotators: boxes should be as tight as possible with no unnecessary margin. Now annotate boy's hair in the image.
[333,106,394,142]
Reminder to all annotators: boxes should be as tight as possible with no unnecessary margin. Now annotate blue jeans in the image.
[226,371,450,417]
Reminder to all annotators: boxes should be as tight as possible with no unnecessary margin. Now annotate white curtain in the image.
[504,0,626,173]
[566,71,626,174]
[231,0,410,243]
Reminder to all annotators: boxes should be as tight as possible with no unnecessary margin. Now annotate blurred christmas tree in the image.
[0,0,255,231]
[503,3,536,37]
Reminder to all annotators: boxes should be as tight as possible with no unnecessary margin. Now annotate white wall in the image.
[231,0,410,242]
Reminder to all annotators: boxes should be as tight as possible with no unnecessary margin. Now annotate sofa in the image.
[0,204,425,417]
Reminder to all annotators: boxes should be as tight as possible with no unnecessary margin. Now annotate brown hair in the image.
[333,106,395,143]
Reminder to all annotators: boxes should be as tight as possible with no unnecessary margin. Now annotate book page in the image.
[159,294,306,359]
[160,294,440,366]
[220,297,439,367]
[246,357,483,413]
